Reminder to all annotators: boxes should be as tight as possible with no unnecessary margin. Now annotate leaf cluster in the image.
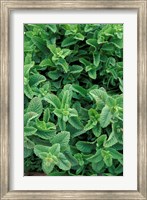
[24,24,123,176]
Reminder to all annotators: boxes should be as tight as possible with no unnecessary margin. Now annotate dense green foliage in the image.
[24,24,123,176]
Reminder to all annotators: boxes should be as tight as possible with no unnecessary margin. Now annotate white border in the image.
[10,10,137,190]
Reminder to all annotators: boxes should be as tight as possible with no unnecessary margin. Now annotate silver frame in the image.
[0,1,146,199]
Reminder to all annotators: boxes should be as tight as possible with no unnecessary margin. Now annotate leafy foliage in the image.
[24,24,123,176]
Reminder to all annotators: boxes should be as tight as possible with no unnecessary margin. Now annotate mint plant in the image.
[24,24,123,176]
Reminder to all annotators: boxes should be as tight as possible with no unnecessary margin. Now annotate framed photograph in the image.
[0,0,146,199]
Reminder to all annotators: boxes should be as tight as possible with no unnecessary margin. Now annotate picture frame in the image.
[0,0,146,199]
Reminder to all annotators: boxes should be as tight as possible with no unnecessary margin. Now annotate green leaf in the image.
[24,137,35,149]
[43,108,50,123]
[47,44,57,55]
[24,112,38,126]
[76,141,95,153]
[103,154,113,167]
[36,119,46,131]
[61,36,77,47]
[24,84,34,99]
[86,39,98,48]
[99,105,112,128]
[64,149,78,167]
[36,119,56,132]
[84,120,95,131]
[40,58,53,67]
[74,33,84,41]
[74,153,84,166]
[93,52,100,67]
[55,58,69,73]
[50,131,70,151]
[79,58,91,66]
[47,70,61,80]
[58,118,66,131]
[61,90,71,108]
[31,36,49,54]
[111,38,123,49]
[24,61,34,77]
[24,148,33,158]
[57,153,71,170]
[68,116,83,130]
[24,126,37,136]
[70,65,83,74]
[108,148,123,164]
[69,108,78,117]
[29,74,46,86]
[72,84,87,97]
[49,143,61,156]
[34,143,60,158]
[116,95,123,107]
[101,43,115,51]
[24,53,32,65]
[27,97,43,117]
[92,124,102,137]
[104,131,117,148]
[71,129,87,138]
[97,135,107,147]
[106,96,116,108]
[37,152,49,160]
[89,88,108,103]
[88,69,97,79]
[85,65,93,72]
[34,130,56,140]
[101,150,113,167]
[44,93,61,109]
[53,108,62,118]
[115,164,123,175]
[106,57,116,67]
[42,161,55,174]
[62,49,72,58]
[34,145,50,156]
[92,161,104,173]
[84,24,95,32]
[86,149,102,163]
[47,24,57,33]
